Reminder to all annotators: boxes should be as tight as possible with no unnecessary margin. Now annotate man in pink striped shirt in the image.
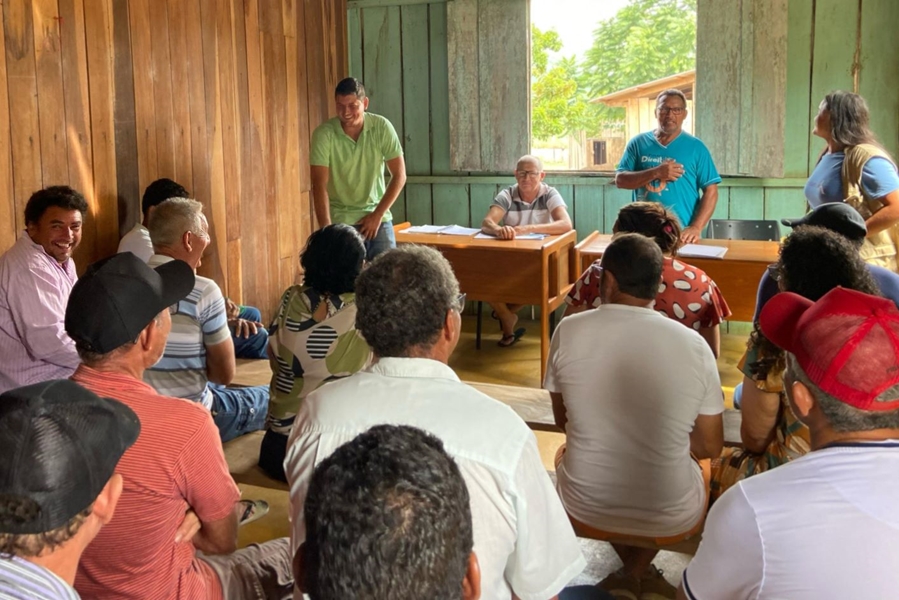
[0,186,88,393]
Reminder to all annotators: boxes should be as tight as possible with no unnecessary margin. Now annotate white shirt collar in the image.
[367,356,461,382]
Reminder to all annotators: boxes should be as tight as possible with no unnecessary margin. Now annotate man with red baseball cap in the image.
[678,286,899,599]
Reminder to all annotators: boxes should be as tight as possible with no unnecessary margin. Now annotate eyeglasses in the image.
[658,106,686,116]
[515,170,541,179]
[455,293,467,312]
[766,263,781,281]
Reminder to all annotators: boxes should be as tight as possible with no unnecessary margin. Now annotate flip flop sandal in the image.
[238,499,270,527]
[498,327,526,347]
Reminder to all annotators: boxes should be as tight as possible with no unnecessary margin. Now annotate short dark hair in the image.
[335,77,365,98]
[0,506,91,558]
[303,425,473,600]
[778,226,881,301]
[355,246,460,357]
[142,178,189,218]
[24,186,88,226]
[601,233,663,300]
[300,224,366,295]
[615,202,682,255]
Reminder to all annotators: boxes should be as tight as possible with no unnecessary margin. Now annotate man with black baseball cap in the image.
[679,287,899,599]
[0,379,138,598]
[753,202,899,322]
[64,252,293,600]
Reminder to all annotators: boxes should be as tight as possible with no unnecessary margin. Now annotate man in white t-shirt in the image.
[285,245,585,600]
[678,287,899,600]
[545,233,723,600]
[480,155,573,346]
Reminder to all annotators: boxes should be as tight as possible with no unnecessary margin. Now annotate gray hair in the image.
[355,245,460,357]
[656,89,687,109]
[516,154,544,172]
[148,197,206,250]
[787,354,899,432]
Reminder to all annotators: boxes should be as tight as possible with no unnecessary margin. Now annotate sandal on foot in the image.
[238,499,270,527]
[498,327,526,347]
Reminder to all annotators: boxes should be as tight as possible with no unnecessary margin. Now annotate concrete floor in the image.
[226,314,751,591]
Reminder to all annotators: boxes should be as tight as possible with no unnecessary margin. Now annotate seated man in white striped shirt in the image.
[480,155,572,346]
[142,198,269,443]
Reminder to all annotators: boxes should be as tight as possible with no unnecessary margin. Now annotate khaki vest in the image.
[842,144,899,270]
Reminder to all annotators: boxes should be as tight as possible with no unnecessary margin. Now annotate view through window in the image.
[530,0,697,171]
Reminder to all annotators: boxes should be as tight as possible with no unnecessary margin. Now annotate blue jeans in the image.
[356,220,396,261]
[233,306,269,360]
[209,383,269,443]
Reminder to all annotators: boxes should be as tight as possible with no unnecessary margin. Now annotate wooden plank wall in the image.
[348,0,897,238]
[695,0,788,178]
[445,0,530,172]
[0,0,346,322]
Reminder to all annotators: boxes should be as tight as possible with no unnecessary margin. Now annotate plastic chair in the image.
[706,219,780,241]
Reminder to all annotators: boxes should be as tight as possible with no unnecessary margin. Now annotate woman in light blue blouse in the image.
[806,91,899,270]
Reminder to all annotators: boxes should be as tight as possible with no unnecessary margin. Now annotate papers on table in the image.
[678,244,728,259]
[399,224,548,240]
[400,224,481,236]
[474,232,548,240]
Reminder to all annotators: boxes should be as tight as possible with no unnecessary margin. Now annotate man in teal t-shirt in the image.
[615,89,721,243]
[310,77,407,259]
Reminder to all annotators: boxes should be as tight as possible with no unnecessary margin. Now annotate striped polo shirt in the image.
[143,254,231,409]
[72,365,239,600]
[0,555,80,599]
[491,183,567,227]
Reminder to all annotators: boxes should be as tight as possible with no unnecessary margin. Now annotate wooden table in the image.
[575,233,780,322]
[396,226,578,377]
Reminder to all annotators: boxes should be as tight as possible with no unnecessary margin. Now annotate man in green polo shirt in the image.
[310,77,407,260]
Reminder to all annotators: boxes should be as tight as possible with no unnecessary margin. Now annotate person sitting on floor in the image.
[144,198,269,442]
[0,380,138,599]
[545,233,724,600]
[0,186,89,392]
[259,224,372,481]
[679,287,899,599]
[296,424,480,600]
[64,252,291,599]
[285,245,585,600]
[480,154,573,347]
[118,178,188,262]
[753,201,899,319]
[566,202,731,357]
[711,226,883,502]
[119,178,269,359]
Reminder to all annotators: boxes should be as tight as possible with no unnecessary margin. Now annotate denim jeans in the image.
[209,383,269,443]
[559,585,615,600]
[356,220,396,261]
[232,306,269,360]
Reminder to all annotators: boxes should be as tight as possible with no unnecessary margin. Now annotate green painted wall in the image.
[347,0,899,236]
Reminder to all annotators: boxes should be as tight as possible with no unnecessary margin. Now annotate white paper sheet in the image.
[678,244,728,259]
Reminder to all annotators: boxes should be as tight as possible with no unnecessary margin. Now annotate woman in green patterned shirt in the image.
[259,224,372,481]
